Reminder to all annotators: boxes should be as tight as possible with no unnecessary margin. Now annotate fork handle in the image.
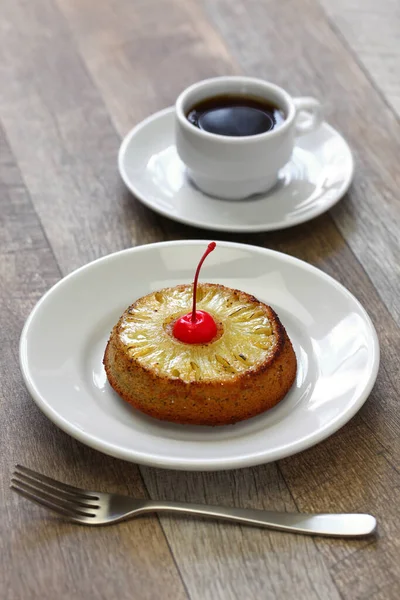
[140,502,376,537]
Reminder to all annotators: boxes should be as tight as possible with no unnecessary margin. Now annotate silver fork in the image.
[11,465,376,537]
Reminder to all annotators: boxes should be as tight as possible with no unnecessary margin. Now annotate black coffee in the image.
[187,94,285,137]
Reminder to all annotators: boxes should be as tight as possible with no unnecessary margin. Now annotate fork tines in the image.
[11,465,98,521]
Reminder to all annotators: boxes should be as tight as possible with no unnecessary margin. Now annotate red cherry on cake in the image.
[172,310,217,344]
[173,242,217,344]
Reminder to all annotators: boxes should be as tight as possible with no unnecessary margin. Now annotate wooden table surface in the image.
[1,0,400,598]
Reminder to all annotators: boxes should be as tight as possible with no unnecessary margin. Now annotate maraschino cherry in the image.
[173,242,218,344]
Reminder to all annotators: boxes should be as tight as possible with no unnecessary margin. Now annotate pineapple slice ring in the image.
[104,283,297,425]
[122,284,275,382]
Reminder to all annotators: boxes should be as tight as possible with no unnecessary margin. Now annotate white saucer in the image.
[20,241,379,471]
[118,108,354,232]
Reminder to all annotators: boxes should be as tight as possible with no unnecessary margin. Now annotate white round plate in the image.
[118,108,354,232]
[20,241,379,471]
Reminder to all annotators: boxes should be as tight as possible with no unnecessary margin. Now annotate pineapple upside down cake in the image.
[104,243,297,425]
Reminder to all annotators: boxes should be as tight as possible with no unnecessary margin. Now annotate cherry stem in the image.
[191,242,216,322]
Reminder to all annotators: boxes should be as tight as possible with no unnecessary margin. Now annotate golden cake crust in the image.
[103,283,297,426]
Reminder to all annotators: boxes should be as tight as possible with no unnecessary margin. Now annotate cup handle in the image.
[293,97,322,136]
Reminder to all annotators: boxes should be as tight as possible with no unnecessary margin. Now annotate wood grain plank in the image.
[0,125,188,600]
[280,415,400,566]
[0,0,166,275]
[318,0,400,119]
[142,464,342,600]
[55,0,239,136]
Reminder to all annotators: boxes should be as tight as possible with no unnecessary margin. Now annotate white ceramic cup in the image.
[175,76,322,200]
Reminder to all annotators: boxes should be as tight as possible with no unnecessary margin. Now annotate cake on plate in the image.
[104,243,296,425]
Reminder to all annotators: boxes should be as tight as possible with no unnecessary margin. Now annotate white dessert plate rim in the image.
[19,240,379,470]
